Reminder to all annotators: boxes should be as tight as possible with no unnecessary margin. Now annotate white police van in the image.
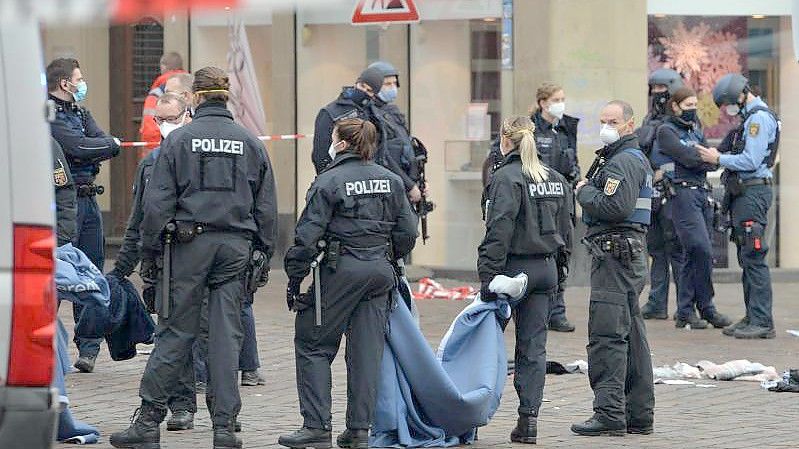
[0,20,59,449]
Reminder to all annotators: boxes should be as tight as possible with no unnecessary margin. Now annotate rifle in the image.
[411,137,435,244]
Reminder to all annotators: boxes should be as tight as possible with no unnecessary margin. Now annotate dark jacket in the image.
[477,151,573,284]
[113,148,160,276]
[531,111,580,182]
[636,110,666,159]
[312,87,415,191]
[141,101,278,259]
[577,134,653,237]
[51,138,77,246]
[49,94,120,183]
[373,99,418,187]
[285,152,418,280]
[104,274,155,361]
[652,117,714,184]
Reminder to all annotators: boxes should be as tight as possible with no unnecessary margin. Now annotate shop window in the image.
[470,19,501,137]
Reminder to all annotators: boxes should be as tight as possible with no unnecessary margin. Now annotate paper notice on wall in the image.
[466,103,490,141]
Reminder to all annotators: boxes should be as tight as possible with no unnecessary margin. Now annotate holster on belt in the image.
[174,221,204,243]
[585,233,643,268]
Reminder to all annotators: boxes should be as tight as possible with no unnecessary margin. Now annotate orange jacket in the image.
[138,69,187,154]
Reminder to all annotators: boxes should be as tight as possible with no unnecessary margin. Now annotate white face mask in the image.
[599,124,620,146]
[158,113,186,139]
[725,104,741,116]
[328,140,343,161]
[547,101,566,119]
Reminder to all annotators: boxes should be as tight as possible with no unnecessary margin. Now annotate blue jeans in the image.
[72,195,105,357]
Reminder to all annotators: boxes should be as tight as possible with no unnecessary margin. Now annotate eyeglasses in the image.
[154,111,186,125]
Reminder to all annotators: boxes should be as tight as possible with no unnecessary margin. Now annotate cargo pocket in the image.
[200,154,237,191]
[536,199,559,235]
[588,290,630,339]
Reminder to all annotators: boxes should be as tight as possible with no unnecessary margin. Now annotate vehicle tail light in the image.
[8,225,55,386]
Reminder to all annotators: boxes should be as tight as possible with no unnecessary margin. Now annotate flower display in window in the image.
[699,30,742,93]
[660,22,710,89]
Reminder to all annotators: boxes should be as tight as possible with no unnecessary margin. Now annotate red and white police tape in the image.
[120,133,312,148]
[413,278,477,301]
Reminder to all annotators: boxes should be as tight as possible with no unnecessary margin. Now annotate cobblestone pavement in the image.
[57,269,799,449]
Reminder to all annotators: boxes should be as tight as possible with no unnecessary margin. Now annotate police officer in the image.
[572,100,654,437]
[368,61,424,205]
[530,83,580,332]
[652,87,731,330]
[477,116,573,444]
[52,138,77,247]
[47,57,121,372]
[279,118,418,449]
[311,67,420,202]
[107,92,199,432]
[698,74,778,340]
[110,67,277,449]
[637,68,685,321]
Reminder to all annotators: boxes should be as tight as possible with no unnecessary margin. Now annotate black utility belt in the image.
[508,252,554,260]
[76,183,104,197]
[674,181,707,190]
[170,221,252,243]
[740,177,772,187]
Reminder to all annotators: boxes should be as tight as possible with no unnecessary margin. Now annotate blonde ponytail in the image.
[501,116,549,183]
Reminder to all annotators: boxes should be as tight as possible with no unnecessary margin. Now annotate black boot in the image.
[278,427,332,449]
[336,428,369,448]
[214,423,242,449]
[570,416,625,437]
[166,410,194,431]
[110,404,165,449]
[510,414,537,444]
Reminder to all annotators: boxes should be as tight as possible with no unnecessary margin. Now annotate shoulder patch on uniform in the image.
[53,167,68,187]
[749,122,760,137]
[603,178,621,196]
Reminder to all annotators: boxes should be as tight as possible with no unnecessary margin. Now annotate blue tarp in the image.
[371,289,511,448]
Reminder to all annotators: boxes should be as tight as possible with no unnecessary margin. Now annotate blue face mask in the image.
[70,81,88,102]
[378,86,398,103]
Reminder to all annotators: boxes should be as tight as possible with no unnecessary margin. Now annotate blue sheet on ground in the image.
[372,289,509,448]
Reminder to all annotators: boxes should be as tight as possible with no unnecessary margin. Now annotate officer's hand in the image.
[697,145,720,164]
[287,277,302,311]
[574,179,588,192]
[106,268,125,280]
[408,185,422,203]
[257,268,270,288]
[139,259,158,285]
[480,282,498,302]
[141,285,157,314]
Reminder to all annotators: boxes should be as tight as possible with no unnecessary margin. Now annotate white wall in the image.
[778,18,799,267]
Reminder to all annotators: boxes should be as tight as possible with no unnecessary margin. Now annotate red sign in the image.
[351,0,420,25]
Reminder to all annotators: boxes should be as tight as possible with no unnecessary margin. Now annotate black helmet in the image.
[368,61,400,87]
[713,73,749,107]
[648,68,683,94]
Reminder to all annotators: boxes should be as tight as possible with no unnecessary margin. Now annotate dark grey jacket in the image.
[477,151,573,284]
[285,153,418,280]
[51,138,77,246]
[113,148,159,276]
[141,102,278,259]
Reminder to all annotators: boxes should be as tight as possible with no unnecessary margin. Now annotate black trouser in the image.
[139,232,249,428]
[730,184,774,328]
[505,255,557,416]
[586,232,654,428]
[294,254,394,430]
[645,196,684,315]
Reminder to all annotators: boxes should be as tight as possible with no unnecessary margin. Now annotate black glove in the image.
[141,285,156,314]
[257,267,270,288]
[480,282,498,302]
[287,277,302,311]
[556,251,569,284]
[140,258,158,285]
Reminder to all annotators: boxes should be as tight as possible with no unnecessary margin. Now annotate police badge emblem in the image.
[603,178,620,196]
[53,167,68,187]
[749,122,760,137]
